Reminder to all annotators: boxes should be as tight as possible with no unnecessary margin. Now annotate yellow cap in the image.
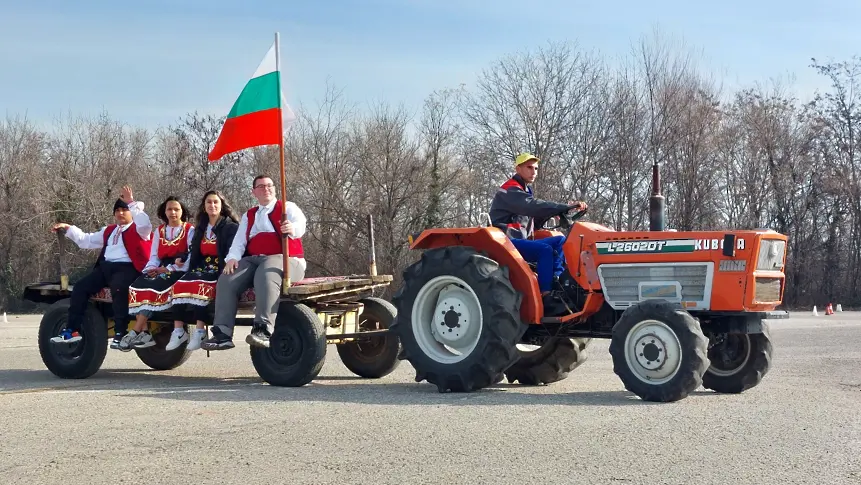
[515,152,539,167]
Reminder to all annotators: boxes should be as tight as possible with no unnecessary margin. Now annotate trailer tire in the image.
[38,299,108,379]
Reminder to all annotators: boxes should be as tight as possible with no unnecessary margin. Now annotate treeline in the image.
[2,34,859,312]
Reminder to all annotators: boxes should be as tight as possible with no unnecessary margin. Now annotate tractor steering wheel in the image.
[552,206,588,240]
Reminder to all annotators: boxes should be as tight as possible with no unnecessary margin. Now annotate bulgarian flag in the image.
[208,38,296,161]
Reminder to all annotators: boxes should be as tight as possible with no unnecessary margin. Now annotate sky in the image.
[2,0,860,132]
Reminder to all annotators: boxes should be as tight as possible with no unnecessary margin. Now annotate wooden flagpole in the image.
[275,31,291,290]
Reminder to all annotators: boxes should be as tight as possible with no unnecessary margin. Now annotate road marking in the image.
[0,383,267,396]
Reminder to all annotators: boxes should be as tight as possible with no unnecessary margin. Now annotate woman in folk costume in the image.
[120,196,194,351]
[168,190,239,351]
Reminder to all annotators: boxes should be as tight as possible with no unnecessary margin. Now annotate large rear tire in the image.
[609,299,709,402]
[250,301,327,387]
[391,246,528,393]
[336,297,401,378]
[135,324,192,371]
[505,337,590,385]
[38,299,108,379]
[702,324,772,394]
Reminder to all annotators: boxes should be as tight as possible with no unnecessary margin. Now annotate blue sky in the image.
[1,0,859,131]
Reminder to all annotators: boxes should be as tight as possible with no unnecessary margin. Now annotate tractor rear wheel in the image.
[702,325,772,394]
[504,337,590,385]
[38,299,108,379]
[609,299,709,402]
[391,246,527,392]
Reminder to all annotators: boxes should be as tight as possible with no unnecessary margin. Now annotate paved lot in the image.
[0,311,859,484]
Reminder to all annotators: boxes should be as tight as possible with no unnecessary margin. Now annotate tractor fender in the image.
[408,227,543,324]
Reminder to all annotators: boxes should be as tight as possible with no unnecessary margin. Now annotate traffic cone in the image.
[826,303,834,315]
[837,304,843,312]
[813,306,818,316]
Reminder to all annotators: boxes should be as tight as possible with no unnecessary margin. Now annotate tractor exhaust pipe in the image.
[649,162,666,231]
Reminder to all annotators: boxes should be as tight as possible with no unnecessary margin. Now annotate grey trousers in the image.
[212,255,306,337]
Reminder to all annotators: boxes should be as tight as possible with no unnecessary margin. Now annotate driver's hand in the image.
[568,201,588,212]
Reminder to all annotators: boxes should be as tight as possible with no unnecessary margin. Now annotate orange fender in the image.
[409,227,543,324]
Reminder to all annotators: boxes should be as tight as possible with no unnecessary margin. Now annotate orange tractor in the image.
[389,164,787,402]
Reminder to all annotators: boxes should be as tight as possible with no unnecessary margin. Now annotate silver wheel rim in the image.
[411,275,483,364]
[708,334,751,377]
[623,319,682,385]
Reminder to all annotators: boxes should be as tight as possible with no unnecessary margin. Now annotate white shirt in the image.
[143,224,196,273]
[225,200,307,262]
[64,201,152,263]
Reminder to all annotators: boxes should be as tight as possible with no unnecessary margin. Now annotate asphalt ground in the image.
[0,311,859,484]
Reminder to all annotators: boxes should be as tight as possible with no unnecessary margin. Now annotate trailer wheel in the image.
[336,297,401,378]
[135,324,193,371]
[250,301,327,387]
[38,299,108,379]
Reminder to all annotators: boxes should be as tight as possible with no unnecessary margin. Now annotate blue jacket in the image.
[488,174,571,239]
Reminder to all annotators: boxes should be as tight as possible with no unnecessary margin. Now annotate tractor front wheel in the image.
[391,246,527,392]
[702,325,772,394]
[609,299,709,402]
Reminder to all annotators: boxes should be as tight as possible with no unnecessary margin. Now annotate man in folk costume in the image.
[201,175,307,351]
[50,186,153,349]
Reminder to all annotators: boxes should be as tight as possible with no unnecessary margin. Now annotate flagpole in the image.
[275,31,291,291]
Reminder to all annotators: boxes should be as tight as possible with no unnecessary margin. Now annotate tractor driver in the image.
[489,152,586,295]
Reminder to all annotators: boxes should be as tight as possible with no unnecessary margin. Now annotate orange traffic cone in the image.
[826,303,834,315]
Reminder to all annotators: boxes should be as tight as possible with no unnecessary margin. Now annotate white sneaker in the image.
[187,329,207,351]
[166,330,188,351]
[118,330,138,352]
[130,331,155,349]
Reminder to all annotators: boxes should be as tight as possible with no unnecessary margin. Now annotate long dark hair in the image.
[157,196,191,224]
[196,190,239,230]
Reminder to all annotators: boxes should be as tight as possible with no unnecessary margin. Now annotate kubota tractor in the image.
[389,164,787,402]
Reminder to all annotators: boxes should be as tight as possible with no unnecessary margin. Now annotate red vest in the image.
[156,222,192,259]
[102,223,152,272]
[201,227,218,256]
[245,200,304,258]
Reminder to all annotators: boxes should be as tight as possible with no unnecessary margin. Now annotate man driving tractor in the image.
[489,152,586,295]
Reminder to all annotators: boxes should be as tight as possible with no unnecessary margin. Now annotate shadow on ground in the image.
[0,368,723,407]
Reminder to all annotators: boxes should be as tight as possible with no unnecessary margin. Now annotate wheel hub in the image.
[623,319,683,385]
[411,276,483,364]
[636,336,666,371]
[707,333,751,376]
[432,292,474,347]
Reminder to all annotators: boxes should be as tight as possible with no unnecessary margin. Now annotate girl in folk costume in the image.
[120,196,194,350]
[168,190,239,351]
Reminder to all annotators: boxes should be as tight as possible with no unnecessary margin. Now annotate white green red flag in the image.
[208,40,296,161]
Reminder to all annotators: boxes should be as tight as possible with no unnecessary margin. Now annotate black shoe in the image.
[109,333,124,350]
[200,327,234,350]
[245,323,271,349]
